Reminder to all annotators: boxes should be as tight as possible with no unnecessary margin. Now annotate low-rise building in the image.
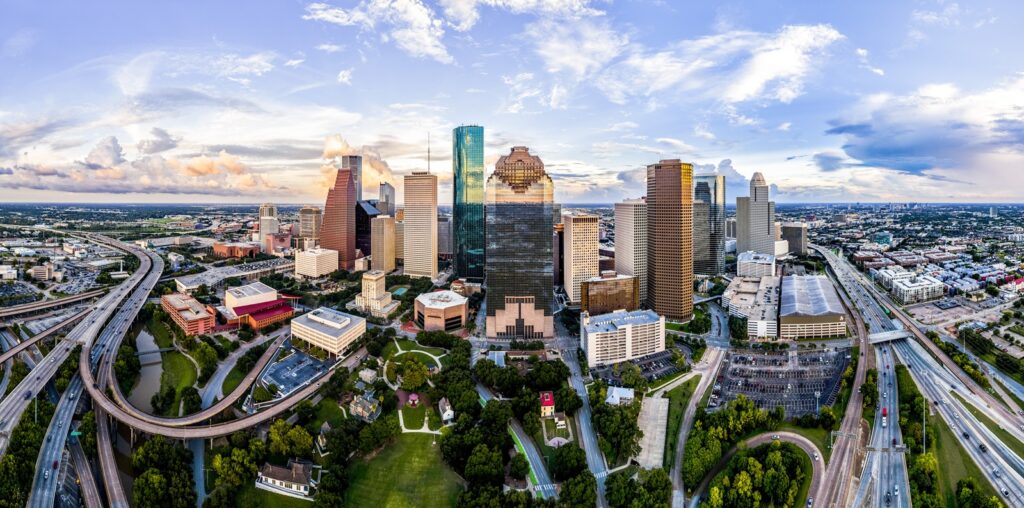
[737,251,776,277]
[167,252,185,271]
[439,397,454,424]
[350,391,382,422]
[0,265,16,280]
[291,307,366,358]
[540,391,555,417]
[30,263,54,281]
[581,309,666,367]
[255,460,316,499]
[161,293,215,336]
[295,248,338,279]
[891,275,945,304]
[212,242,260,258]
[413,290,468,332]
[722,276,780,339]
[605,386,635,406]
[778,275,847,339]
[225,281,278,309]
[351,270,400,318]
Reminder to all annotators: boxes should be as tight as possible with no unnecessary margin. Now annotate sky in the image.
[1,0,1023,206]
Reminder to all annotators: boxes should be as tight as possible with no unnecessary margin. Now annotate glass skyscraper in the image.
[452,125,485,282]
[694,174,725,275]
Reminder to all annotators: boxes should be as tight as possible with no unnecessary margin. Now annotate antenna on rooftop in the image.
[427,131,431,173]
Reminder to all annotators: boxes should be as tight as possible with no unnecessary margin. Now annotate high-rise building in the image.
[647,160,694,322]
[298,206,322,244]
[295,248,339,279]
[736,172,776,256]
[693,174,725,276]
[437,216,453,259]
[485,146,554,339]
[371,215,396,273]
[355,200,381,258]
[378,182,396,216]
[339,155,363,201]
[553,223,564,286]
[258,203,279,249]
[781,222,808,256]
[615,199,647,307]
[395,221,404,261]
[725,218,737,238]
[581,271,640,316]
[321,167,357,270]
[563,212,599,304]
[452,125,485,282]
[404,172,438,279]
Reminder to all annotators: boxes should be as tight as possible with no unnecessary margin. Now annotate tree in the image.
[133,469,168,508]
[296,400,317,425]
[618,363,648,391]
[551,444,587,481]
[268,419,292,456]
[287,426,314,458]
[181,387,201,415]
[559,471,596,507]
[464,444,504,486]
[509,453,529,481]
[555,385,582,415]
[605,470,637,508]
[400,358,429,391]
[212,448,257,488]
[78,410,98,456]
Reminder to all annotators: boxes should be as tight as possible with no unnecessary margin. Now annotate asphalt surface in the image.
[851,346,909,508]
[0,289,105,319]
[671,347,725,508]
[475,383,558,499]
[0,309,91,365]
[68,438,101,508]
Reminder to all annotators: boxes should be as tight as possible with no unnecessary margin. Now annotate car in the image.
[772,435,780,440]
[1002,489,1010,497]
[43,471,48,480]
[980,444,988,452]
[994,469,1002,478]
[52,460,58,469]
[813,453,819,461]
[895,486,899,495]
[23,391,30,400]
[892,438,897,446]
[806,498,813,507]
[46,435,51,442]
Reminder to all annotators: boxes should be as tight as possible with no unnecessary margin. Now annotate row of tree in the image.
[700,441,808,508]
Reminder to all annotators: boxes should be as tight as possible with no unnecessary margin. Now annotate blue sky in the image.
[1,0,1022,205]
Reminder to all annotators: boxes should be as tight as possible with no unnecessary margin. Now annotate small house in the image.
[540,391,555,418]
[439,397,454,424]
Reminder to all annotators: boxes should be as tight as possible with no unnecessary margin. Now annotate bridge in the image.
[868,330,912,344]
[0,289,105,320]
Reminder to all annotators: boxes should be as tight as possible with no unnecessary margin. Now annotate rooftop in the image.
[259,460,312,486]
[227,281,277,299]
[415,289,468,309]
[738,251,775,264]
[162,293,211,321]
[780,275,845,317]
[584,309,662,334]
[293,307,365,338]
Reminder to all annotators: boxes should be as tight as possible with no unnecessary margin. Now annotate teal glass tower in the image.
[453,125,485,282]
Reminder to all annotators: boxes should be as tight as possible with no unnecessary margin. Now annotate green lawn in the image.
[401,402,427,429]
[381,341,398,361]
[313,399,346,429]
[395,351,441,370]
[160,351,196,416]
[427,407,442,430]
[663,376,701,468]
[222,366,245,395]
[543,416,571,440]
[995,378,1024,410]
[953,391,1024,459]
[147,317,173,348]
[647,369,689,393]
[777,424,831,463]
[235,483,312,508]
[345,434,462,508]
[396,339,446,356]
[930,404,1000,507]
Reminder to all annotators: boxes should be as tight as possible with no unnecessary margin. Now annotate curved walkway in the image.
[688,431,825,508]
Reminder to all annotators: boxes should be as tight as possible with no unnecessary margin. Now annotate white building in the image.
[581,309,665,367]
[258,203,279,250]
[737,251,776,277]
[351,270,400,318]
[891,275,945,304]
[614,199,648,306]
[0,265,16,280]
[224,281,278,309]
[291,307,366,358]
[403,172,437,279]
[873,267,914,290]
[735,172,776,256]
[255,460,316,500]
[295,248,339,279]
[563,212,599,304]
[167,252,185,271]
[722,276,779,339]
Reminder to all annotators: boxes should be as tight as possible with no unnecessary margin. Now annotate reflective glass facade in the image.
[453,125,485,282]
[693,174,725,275]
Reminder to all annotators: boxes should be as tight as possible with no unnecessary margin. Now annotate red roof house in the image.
[540,391,555,417]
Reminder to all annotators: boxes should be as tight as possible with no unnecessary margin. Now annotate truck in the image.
[882,407,888,417]
[882,407,888,427]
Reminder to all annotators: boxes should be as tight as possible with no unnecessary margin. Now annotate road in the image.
[27,377,84,508]
[851,345,909,508]
[0,289,105,319]
[670,347,725,508]
[0,309,91,365]
[68,438,101,508]
[475,383,558,499]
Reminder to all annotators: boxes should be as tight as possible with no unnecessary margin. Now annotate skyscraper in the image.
[403,172,438,279]
[615,198,647,307]
[647,160,694,322]
[452,125,485,282]
[437,215,453,259]
[736,172,776,256]
[781,222,808,256]
[355,200,381,258]
[258,203,278,249]
[378,182,396,216]
[693,174,725,276]
[563,212,599,304]
[321,167,357,270]
[485,146,554,339]
[298,206,322,243]
[371,215,396,273]
[339,155,363,201]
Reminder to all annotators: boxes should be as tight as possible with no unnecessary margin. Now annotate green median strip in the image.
[952,391,1024,459]
[508,428,541,489]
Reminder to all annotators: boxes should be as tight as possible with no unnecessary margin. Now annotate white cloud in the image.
[777,122,792,131]
[855,48,885,76]
[723,25,843,103]
[82,136,125,169]
[316,43,345,53]
[501,72,542,113]
[693,124,716,140]
[604,121,639,133]
[548,83,568,109]
[336,68,355,84]
[656,137,696,153]
[136,127,179,154]
[439,0,603,32]
[526,18,627,80]
[285,58,306,67]
[303,1,453,64]
[1,29,37,58]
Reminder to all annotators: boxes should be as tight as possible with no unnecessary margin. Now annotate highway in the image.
[27,376,84,507]
[0,309,91,365]
[851,346,909,508]
[69,438,102,508]
[0,289,105,319]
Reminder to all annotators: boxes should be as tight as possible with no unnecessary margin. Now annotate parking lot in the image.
[708,348,852,417]
[0,281,41,306]
[261,346,329,397]
[591,348,682,386]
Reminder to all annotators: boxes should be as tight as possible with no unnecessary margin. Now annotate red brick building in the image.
[161,293,216,336]
[320,168,357,270]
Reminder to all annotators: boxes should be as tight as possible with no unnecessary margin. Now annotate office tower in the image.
[553,223,564,286]
[371,215,396,273]
[355,200,381,258]
[581,271,640,315]
[258,203,279,250]
[452,125,485,282]
[438,216,453,259]
[321,167,357,270]
[298,206,322,244]
[563,212,599,304]
[646,160,694,322]
[395,221,404,261]
[295,248,339,278]
[485,146,554,339]
[379,182,396,216]
[615,198,648,307]
[404,172,438,279]
[725,218,737,238]
[338,155,363,201]
[694,174,726,276]
[736,172,776,256]
[781,222,808,256]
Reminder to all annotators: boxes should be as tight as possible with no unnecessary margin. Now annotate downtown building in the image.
[294,248,338,279]
[258,203,279,252]
[646,160,694,322]
[378,182,396,216]
[736,172,776,256]
[693,174,725,276]
[581,309,666,367]
[404,172,438,279]
[452,125,485,282]
[370,215,396,273]
[321,165,357,270]
[563,212,600,304]
[485,146,555,339]
[614,198,647,307]
[781,222,809,256]
[298,205,322,248]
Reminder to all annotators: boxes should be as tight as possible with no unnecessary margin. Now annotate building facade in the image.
[370,215,396,273]
[352,270,399,318]
[614,199,647,307]
[403,172,438,279]
[781,222,808,256]
[258,203,279,253]
[321,167,357,270]
[414,290,468,331]
[778,275,847,339]
[438,216,453,259]
[338,155,362,201]
[646,160,694,321]
[161,293,215,336]
[563,212,599,304]
[580,271,639,315]
[298,206,322,244]
[891,275,945,304]
[452,125,485,282]
[355,200,381,258]
[693,174,725,276]
[737,251,776,277]
[485,146,555,339]
[581,309,666,367]
[378,182,396,216]
[736,172,776,256]
[394,220,404,262]
[295,248,339,279]
[291,307,366,358]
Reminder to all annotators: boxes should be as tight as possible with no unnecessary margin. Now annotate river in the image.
[127,328,163,414]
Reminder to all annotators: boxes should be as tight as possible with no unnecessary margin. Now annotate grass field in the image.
[313,399,346,429]
[234,483,311,508]
[953,391,1024,458]
[401,402,427,429]
[222,366,244,395]
[995,378,1024,410]
[160,351,196,416]
[147,317,173,348]
[395,351,441,370]
[792,443,814,507]
[777,424,831,463]
[543,416,571,440]
[427,407,442,430]
[663,375,700,468]
[396,339,447,356]
[930,404,1000,507]
[345,434,462,508]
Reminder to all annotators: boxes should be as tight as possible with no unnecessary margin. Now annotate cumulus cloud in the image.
[136,127,179,154]
[320,134,396,197]
[304,1,453,64]
[336,68,354,84]
[82,136,125,169]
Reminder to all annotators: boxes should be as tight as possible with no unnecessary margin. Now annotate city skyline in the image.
[2,1,1023,205]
